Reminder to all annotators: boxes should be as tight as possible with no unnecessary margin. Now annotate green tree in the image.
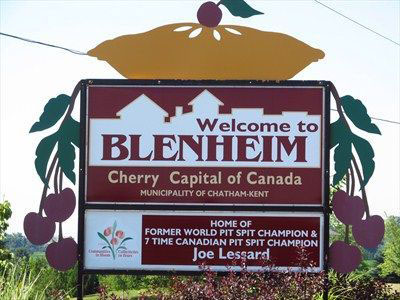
[4,232,46,256]
[0,200,12,264]
[379,216,400,277]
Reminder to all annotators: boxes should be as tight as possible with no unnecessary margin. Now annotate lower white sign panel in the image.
[84,210,324,272]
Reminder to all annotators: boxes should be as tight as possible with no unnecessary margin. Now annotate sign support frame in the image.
[76,79,331,300]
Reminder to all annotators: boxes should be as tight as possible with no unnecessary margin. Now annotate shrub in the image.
[98,274,171,292]
[27,254,98,297]
[142,249,325,300]
[321,272,400,300]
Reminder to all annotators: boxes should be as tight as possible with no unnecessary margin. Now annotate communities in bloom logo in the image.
[97,221,133,259]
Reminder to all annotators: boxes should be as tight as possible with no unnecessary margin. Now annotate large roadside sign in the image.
[78,80,330,277]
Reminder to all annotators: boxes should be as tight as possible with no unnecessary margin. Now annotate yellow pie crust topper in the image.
[88,23,325,80]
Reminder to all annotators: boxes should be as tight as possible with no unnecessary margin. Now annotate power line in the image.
[314,0,400,46]
[0,32,87,55]
[331,109,400,125]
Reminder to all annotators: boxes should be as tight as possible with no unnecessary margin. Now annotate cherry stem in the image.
[54,163,60,195]
[39,155,58,215]
[349,163,355,197]
[59,81,81,128]
[216,1,222,6]
[331,83,370,218]
[59,167,63,191]
[344,172,350,244]
[352,155,370,218]
[59,222,63,241]
[344,225,350,244]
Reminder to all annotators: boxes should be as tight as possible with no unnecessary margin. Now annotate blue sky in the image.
[1,0,399,237]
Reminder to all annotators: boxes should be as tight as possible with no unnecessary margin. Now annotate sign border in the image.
[83,209,325,272]
[77,79,331,297]
[83,80,330,207]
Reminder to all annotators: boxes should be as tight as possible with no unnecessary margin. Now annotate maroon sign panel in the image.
[85,84,327,205]
[141,213,323,271]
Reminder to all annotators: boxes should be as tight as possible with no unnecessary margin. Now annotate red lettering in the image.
[102,134,129,160]
[237,136,261,162]
[153,135,178,161]
[129,135,152,161]
[178,135,204,161]
[276,136,307,162]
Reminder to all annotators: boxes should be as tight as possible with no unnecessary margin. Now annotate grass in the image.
[388,283,400,293]
[0,262,48,300]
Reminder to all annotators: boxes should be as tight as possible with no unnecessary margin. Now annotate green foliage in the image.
[0,260,48,300]
[316,271,400,300]
[98,274,170,292]
[0,200,13,265]
[0,200,12,239]
[4,233,46,258]
[29,94,70,133]
[27,254,98,297]
[380,216,400,277]
[220,0,263,18]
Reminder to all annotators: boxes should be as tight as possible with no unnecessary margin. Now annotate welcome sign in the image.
[83,81,329,206]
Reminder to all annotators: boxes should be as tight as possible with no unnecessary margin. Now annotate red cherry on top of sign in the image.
[329,241,362,274]
[46,237,78,271]
[43,188,76,223]
[197,1,223,28]
[332,190,365,225]
[24,212,55,245]
[352,215,385,249]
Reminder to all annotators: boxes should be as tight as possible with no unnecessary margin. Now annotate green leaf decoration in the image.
[333,139,352,186]
[117,246,127,251]
[331,119,353,185]
[352,133,375,187]
[97,232,111,247]
[56,116,79,184]
[58,137,76,184]
[330,119,350,149]
[112,221,117,236]
[341,95,381,135]
[29,94,70,133]
[60,116,80,148]
[34,132,59,186]
[330,118,376,187]
[120,237,133,245]
[220,0,263,18]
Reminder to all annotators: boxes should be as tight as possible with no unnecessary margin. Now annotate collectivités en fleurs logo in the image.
[97,221,133,259]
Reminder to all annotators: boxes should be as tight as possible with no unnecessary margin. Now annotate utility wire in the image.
[314,0,400,46]
[0,32,87,55]
[1,32,399,125]
[331,109,400,125]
